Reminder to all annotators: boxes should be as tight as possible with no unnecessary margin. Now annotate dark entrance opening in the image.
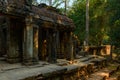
[0,15,7,58]
[8,18,24,62]
[39,28,48,61]
[0,15,25,62]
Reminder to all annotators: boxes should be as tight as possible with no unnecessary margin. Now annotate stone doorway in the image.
[0,15,25,63]
[39,28,48,61]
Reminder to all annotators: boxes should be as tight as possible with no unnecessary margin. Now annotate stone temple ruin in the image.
[0,0,120,80]
[0,0,76,64]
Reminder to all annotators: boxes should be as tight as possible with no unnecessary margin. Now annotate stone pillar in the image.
[60,40,64,58]
[66,32,74,60]
[23,15,33,65]
[33,25,39,64]
[47,29,52,62]
[59,32,65,58]
[64,32,68,59]
[73,36,77,58]
[47,29,57,63]
[51,30,57,63]
[56,30,60,58]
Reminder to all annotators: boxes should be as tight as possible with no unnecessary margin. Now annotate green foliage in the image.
[68,0,86,43]
[109,20,120,47]
[52,0,65,8]
[89,0,109,45]
[107,0,120,47]
[68,0,109,45]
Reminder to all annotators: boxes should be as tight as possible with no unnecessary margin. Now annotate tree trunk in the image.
[85,0,89,46]
[64,0,67,15]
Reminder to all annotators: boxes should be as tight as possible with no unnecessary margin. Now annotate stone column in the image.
[73,36,77,58]
[60,39,64,58]
[59,32,64,59]
[33,25,39,64]
[51,30,57,63]
[47,29,58,63]
[66,32,74,60]
[56,30,60,58]
[23,15,33,65]
[47,29,52,62]
[64,32,68,59]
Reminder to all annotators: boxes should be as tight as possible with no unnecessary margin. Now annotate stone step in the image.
[56,55,103,66]
[106,65,120,80]
[56,59,69,66]
[90,59,107,70]
[108,76,120,80]
[88,63,120,80]
[82,58,106,72]
[0,64,67,80]
[88,68,115,80]
[75,55,84,59]
[88,75,106,80]
[107,71,120,80]
[77,55,95,62]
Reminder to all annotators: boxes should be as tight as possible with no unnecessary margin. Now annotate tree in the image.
[107,0,120,47]
[85,0,90,46]
[89,0,109,45]
[68,0,86,45]
[64,0,67,14]
[37,0,70,14]
[68,0,109,45]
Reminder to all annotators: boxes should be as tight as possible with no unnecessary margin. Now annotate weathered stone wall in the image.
[81,45,111,57]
